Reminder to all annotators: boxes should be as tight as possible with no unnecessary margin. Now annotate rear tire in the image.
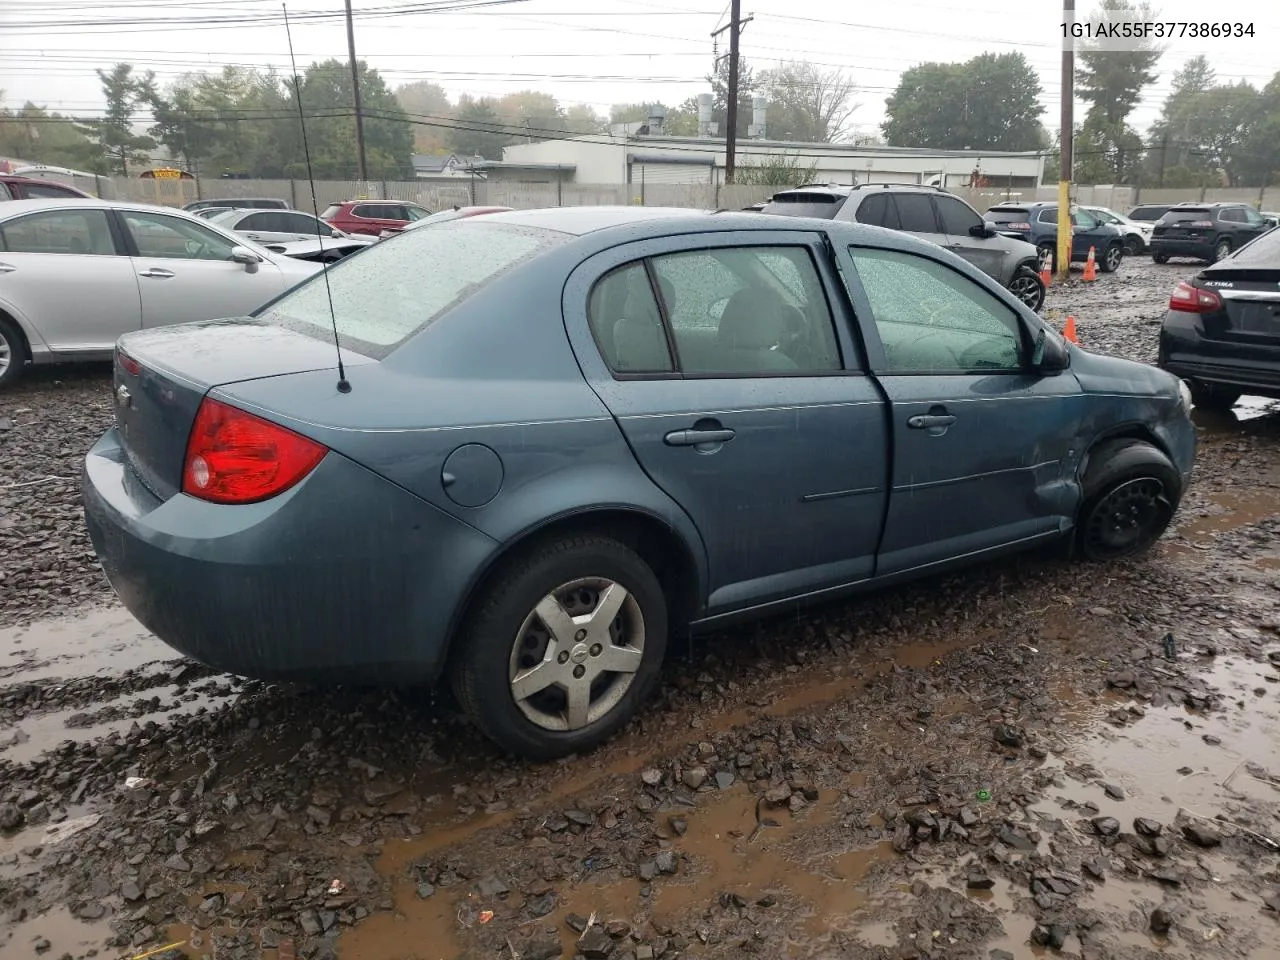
[1075,439,1181,562]
[1152,250,1170,264]
[1188,381,1241,410]
[1212,238,1233,262]
[1123,235,1145,256]
[1100,242,1124,273]
[1007,266,1046,312]
[450,534,669,760]
[0,315,28,388]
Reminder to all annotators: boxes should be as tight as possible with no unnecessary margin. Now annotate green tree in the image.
[882,52,1046,151]
[565,104,605,135]
[1144,55,1217,182]
[292,59,413,179]
[733,152,818,187]
[1074,116,1145,183]
[450,96,508,159]
[757,62,858,143]
[496,90,566,143]
[608,102,695,136]
[78,63,156,175]
[1238,73,1280,186]
[394,80,452,154]
[1074,0,1162,127]
[0,99,97,169]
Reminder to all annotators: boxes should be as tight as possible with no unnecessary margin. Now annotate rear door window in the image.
[894,194,939,233]
[260,221,565,357]
[855,193,900,229]
[0,209,116,255]
[935,195,982,236]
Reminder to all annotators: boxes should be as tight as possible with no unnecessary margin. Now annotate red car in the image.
[320,199,431,237]
[382,205,513,238]
[0,175,92,201]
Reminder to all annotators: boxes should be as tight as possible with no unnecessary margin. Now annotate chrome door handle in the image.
[139,268,175,279]
[664,427,736,447]
[0,262,15,273]
[907,414,957,429]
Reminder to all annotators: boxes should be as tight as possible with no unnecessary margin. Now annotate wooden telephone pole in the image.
[344,0,369,185]
[712,0,750,184]
[1057,0,1075,281]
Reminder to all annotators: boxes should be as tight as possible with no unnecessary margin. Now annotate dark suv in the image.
[985,202,1125,273]
[762,183,1046,311]
[1150,202,1272,264]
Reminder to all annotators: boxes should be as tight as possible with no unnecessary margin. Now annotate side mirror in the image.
[1032,327,1070,373]
[230,245,261,273]
[969,223,995,239]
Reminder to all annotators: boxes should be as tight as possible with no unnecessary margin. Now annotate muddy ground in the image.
[2,257,1280,960]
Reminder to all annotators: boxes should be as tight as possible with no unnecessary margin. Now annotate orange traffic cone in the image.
[1063,315,1079,343]
[1039,249,1052,288]
[1082,246,1098,281]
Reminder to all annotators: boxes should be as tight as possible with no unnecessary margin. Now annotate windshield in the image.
[258,221,566,358]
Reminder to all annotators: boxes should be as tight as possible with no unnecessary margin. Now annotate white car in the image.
[0,199,321,386]
[207,207,375,247]
[1080,205,1153,256]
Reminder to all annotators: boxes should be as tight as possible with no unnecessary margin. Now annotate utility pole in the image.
[344,0,368,184]
[711,0,746,183]
[1057,0,1074,282]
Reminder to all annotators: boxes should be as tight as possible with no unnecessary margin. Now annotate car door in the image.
[563,231,890,614]
[0,207,140,353]
[936,193,1003,279]
[1242,206,1273,245]
[117,209,287,328]
[1070,209,1111,259]
[234,211,289,244]
[890,192,950,250]
[277,211,329,241]
[837,242,1082,576]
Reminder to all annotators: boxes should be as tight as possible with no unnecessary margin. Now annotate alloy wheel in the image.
[1083,478,1169,560]
[1214,240,1232,261]
[1105,245,1123,271]
[508,576,646,732]
[0,329,10,376]
[1008,274,1043,310]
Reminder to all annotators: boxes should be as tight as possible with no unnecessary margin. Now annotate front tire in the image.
[0,315,27,387]
[450,534,668,759]
[1075,439,1181,562]
[1100,242,1124,273]
[1008,266,1046,312]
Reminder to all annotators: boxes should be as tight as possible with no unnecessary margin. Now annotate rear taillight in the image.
[117,348,141,377]
[1004,222,1031,230]
[182,398,326,504]
[1169,280,1223,314]
[1188,220,1213,228]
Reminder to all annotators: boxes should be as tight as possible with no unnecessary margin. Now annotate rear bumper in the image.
[1158,312,1280,398]
[1151,238,1213,259]
[83,428,498,684]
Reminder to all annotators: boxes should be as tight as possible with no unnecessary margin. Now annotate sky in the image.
[2,0,1278,144]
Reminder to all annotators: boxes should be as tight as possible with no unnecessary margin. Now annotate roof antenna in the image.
[283,3,350,394]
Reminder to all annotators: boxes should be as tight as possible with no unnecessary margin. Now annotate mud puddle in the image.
[0,607,175,682]
[0,907,111,960]
[343,783,888,960]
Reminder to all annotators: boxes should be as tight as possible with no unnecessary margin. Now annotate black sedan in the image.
[1159,224,1280,409]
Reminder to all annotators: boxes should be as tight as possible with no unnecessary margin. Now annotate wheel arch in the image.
[0,303,36,363]
[1079,423,1171,479]
[444,505,706,665]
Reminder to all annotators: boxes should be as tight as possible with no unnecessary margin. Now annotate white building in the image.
[496,103,1044,190]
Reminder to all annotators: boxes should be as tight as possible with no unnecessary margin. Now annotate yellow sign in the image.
[149,168,184,180]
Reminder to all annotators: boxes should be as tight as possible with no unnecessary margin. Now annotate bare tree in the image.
[758,62,859,143]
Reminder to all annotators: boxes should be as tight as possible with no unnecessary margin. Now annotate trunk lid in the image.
[1198,229,1280,345]
[113,320,372,500]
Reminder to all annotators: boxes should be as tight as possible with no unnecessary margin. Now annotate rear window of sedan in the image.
[258,221,566,358]
[985,207,1029,222]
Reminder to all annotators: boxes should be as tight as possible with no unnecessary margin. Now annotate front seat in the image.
[715,289,798,373]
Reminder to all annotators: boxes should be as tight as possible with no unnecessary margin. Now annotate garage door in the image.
[632,161,712,185]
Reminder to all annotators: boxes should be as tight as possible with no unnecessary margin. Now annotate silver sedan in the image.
[206,207,375,247]
[0,199,321,386]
